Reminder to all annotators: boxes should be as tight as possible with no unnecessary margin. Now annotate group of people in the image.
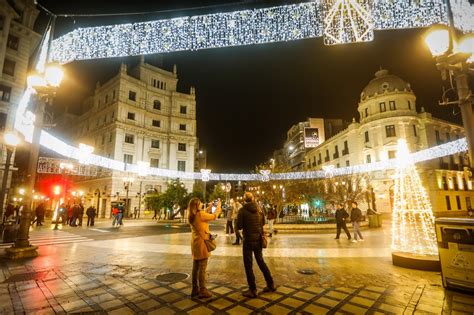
[111,203,125,227]
[334,201,364,242]
[55,203,97,227]
[189,192,275,299]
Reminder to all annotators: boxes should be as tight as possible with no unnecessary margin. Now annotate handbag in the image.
[261,232,268,249]
[192,220,217,252]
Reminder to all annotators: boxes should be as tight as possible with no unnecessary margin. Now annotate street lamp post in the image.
[0,132,20,229]
[122,176,134,218]
[424,24,474,168]
[6,64,64,259]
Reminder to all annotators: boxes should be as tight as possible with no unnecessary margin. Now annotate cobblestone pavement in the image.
[0,221,473,314]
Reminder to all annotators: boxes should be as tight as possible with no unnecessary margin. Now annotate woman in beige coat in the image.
[188,198,221,298]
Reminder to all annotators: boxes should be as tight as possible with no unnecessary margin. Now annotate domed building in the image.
[306,69,473,216]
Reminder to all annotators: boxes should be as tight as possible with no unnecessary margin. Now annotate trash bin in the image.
[2,221,19,243]
[368,214,382,228]
[435,217,474,292]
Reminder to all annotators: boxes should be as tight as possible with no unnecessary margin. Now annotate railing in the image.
[276,215,336,224]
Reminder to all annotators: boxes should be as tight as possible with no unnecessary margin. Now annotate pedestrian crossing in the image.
[0,230,92,249]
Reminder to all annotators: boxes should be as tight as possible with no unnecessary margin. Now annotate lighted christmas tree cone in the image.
[391,139,440,271]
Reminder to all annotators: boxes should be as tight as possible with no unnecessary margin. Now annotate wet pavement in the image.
[0,220,473,314]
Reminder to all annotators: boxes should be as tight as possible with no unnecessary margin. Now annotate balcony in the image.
[324,156,330,162]
[342,149,349,156]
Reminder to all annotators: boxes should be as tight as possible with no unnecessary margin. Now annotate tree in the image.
[209,183,226,202]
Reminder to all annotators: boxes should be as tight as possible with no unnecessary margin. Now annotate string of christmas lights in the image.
[391,139,438,256]
[47,0,470,63]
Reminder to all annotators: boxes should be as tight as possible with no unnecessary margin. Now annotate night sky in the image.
[36,1,466,172]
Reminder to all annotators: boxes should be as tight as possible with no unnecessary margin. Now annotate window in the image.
[178,143,186,151]
[446,132,451,142]
[0,85,11,102]
[343,141,349,155]
[178,161,186,172]
[152,120,161,127]
[346,160,350,166]
[388,150,396,159]
[101,135,105,145]
[413,125,417,137]
[366,155,371,163]
[7,35,19,50]
[111,111,115,119]
[379,102,386,112]
[105,95,109,104]
[2,59,15,76]
[153,100,161,110]
[179,124,186,131]
[0,113,7,132]
[456,196,461,210]
[127,112,135,120]
[113,90,116,99]
[385,125,396,137]
[124,134,134,144]
[109,134,113,143]
[435,130,441,144]
[466,197,471,210]
[408,100,412,110]
[318,153,322,165]
[364,131,369,143]
[389,101,396,110]
[325,149,330,162]
[446,196,451,210]
[150,158,159,168]
[0,16,4,31]
[333,145,339,159]
[124,154,133,164]
[151,139,160,148]
[128,90,136,101]
[442,176,448,190]
[336,163,340,168]
[180,105,187,114]
[364,108,368,117]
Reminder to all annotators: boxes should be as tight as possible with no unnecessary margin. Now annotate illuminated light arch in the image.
[13,0,474,181]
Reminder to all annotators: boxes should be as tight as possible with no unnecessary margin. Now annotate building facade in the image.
[305,69,472,216]
[0,0,40,208]
[70,58,197,217]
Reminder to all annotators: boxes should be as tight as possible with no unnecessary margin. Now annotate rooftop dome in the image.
[360,69,412,101]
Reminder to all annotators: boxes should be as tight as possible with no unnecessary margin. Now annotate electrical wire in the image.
[36,1,250,18]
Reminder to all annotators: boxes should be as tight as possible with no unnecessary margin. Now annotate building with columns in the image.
[0,0,40,209]
[70,58,197,217]
[305,69,473,216]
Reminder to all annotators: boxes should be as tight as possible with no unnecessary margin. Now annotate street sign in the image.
[37,157,98,176]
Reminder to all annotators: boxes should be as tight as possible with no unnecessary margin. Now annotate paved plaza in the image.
[0,220,473,314]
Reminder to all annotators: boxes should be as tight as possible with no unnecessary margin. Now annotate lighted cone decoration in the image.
[391,139,438,256]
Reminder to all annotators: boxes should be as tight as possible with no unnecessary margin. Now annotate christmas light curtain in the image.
[391,140,438,256]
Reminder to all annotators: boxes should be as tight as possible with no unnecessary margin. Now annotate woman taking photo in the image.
[188,198,222,298]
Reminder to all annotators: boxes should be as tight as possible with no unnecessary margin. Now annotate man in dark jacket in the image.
[236,192,275,298]
[86,206,96,227]
[350,201,364,242]
[335,202,351,240]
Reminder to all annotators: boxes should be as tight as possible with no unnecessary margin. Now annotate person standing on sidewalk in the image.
[237,192,275,298]
[335,202,351,240]
[267,205,277,237]
[86,205,96,227]
[225,202,234,236]
[350,201,364,242]
[232,199,242,245]
[188,197,222,299]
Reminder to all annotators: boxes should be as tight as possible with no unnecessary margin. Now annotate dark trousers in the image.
[87,216,95,226]
[243,241,274,291]
[234,219,242,243]
[226,220,234,234]
[192,258,208,289]
[336,221,351,239]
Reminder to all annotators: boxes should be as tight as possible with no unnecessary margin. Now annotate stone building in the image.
[0,0,40,208]
[305,69,472,216]
[70,58,197,217]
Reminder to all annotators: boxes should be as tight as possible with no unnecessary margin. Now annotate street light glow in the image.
[457,34,474,63]
[44,63,65,87]
[424,25,450,57]
[3,132,20,147]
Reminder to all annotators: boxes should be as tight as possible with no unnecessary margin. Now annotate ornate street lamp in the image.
[122,175,135,217]
[6,64,64,259]
[424,23,474,167]
[0,132,20,230]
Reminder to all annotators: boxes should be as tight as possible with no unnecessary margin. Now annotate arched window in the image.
[153,100,161,110]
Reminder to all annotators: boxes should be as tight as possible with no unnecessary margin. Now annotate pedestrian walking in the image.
[267,205,277,237]
[32,202,45,226]
[152,209,158,220]
[117,203,124,226]
[86,206,96,227]
[70,203,81,227]
[237,192,275,298]
[112,206,119,227]
[334,202,351,240]
[232,199,243,245]
[350,201,364,242]
[225,202,234,235]
[4,203,14,223]
[188,197,222,299]
[78,203,84,226]
[133,207,139,219]
[68,205,74,225]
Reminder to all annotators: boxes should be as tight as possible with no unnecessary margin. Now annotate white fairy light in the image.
[259,169,271,182]
[200,169,212,182]
[48,0,471,63]
[137,161,150,177]
[77,143,94,164]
